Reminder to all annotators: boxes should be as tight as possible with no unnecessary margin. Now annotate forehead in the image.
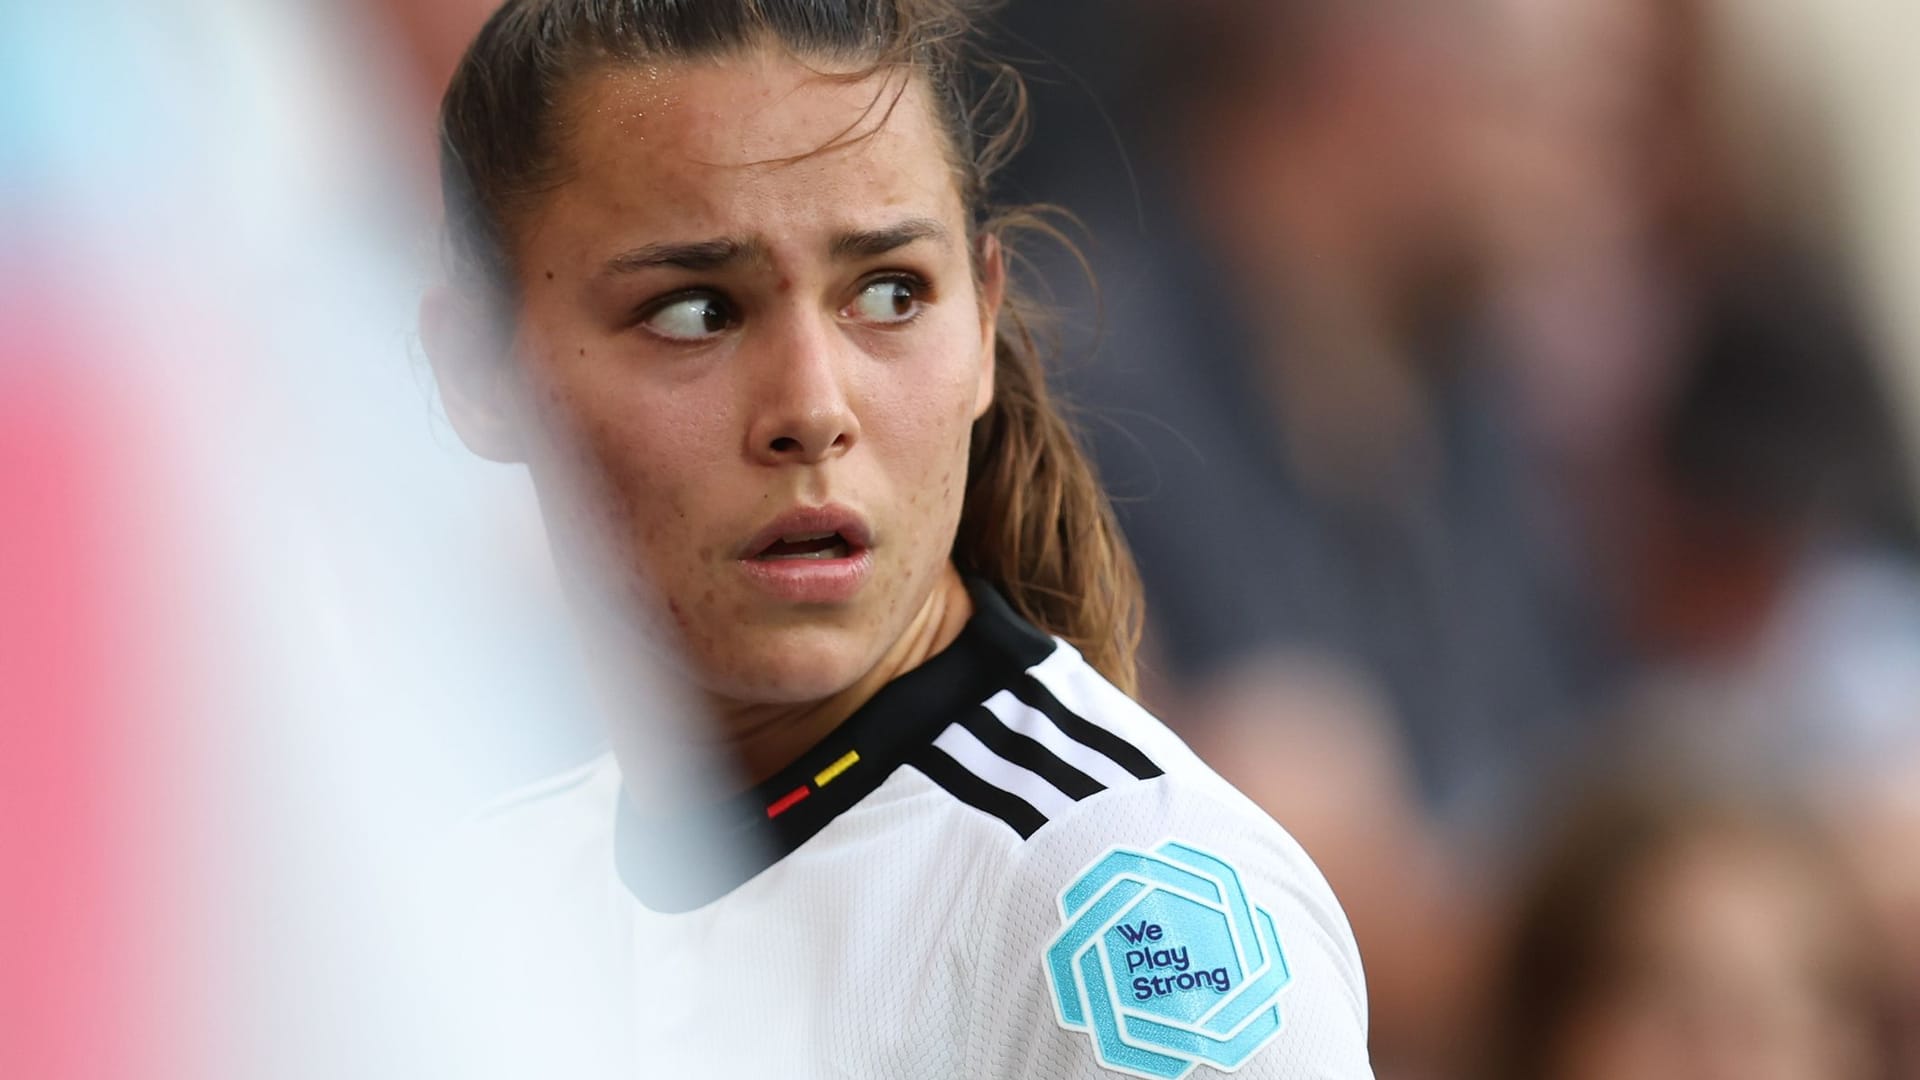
[530,50,963,256]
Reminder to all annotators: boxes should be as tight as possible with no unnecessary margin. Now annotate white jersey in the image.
[464,583,1373,1079]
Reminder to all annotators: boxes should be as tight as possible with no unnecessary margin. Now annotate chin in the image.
[691,623,880,706]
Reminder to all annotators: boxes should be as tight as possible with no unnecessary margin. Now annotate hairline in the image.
[489,43,974,300]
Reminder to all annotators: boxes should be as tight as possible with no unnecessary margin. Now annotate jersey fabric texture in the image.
[467,581,1374,1079]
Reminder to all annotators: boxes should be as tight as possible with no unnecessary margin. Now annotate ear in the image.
[972,232,1006,421]
[420,285,527,463]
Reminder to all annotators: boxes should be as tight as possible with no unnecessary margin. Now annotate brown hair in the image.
[437,0,1143,692]
[1486,775,1893,1080]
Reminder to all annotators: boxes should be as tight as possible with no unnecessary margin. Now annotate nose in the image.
[745,312,860,466]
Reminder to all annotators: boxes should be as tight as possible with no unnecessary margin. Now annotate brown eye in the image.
[642,293,736,341]
[845,277,925,326]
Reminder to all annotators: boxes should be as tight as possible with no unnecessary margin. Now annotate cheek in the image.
[520,350,725,577]
[864,343,981,491]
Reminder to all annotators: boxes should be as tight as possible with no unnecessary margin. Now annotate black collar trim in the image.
[613,579,1055,913]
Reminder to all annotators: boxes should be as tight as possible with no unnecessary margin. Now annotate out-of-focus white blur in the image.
[3,2,691,1078]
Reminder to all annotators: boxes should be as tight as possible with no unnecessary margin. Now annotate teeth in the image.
[761,542,851,561]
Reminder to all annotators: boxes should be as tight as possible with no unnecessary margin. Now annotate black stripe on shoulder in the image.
[1012,673,1165,781]
[957,706,1105,801]
[909,746,1048,839]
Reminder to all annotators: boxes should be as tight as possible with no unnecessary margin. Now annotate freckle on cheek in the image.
[545,270,555,280]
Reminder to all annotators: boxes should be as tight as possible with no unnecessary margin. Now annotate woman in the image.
[422,2,1371,1077]
[1484,777,1894,1080]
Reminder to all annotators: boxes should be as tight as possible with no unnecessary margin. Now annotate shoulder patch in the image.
[1044,840,1292,1078]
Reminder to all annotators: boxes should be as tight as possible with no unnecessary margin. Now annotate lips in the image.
[735,505,875,605]
[739,506,874,562]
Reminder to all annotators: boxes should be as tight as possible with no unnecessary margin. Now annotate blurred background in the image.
[4,1,1918,1077]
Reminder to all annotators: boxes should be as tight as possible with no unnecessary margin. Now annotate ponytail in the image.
[956,285,1144,694]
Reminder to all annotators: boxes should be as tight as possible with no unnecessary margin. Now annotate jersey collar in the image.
[612,578,1055,913]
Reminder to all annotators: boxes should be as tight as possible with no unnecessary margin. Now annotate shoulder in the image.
[451,754,628,990]
[943,644,1373,1079]
[474,751,621,823]
[438,756,632,1078]
[461,752,623,881]
[914,638,1344,881]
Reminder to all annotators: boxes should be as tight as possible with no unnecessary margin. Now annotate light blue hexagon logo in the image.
[1045,841,1292,1079]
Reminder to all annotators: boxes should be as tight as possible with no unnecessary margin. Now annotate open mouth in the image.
[755,531,853,561]
[736,508,874,601]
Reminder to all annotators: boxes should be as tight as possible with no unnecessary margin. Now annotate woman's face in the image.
[1549,835,1878,1080]
[492,50,999,708]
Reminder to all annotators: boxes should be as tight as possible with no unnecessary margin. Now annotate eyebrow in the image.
[829,218,951,260]
[600,237,771,276]
[597,218,950,279]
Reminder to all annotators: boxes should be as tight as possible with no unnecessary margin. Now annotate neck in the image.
[704,565,975,788]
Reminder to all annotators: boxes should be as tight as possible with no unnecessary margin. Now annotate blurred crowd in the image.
[989,0,1920,1075]
[6,0,1917,1078]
